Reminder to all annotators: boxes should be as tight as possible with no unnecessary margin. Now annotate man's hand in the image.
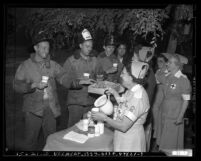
[31,82,48,90]
[174,117,183,125]
[106,67,117,74]
[105,87,119,98]
[79,79,96,85]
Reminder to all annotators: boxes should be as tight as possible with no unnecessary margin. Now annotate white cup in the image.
[43,88,49,99]
[82,119,89,131]
[42,76,49,83]
[83,73,90,79]
[94,124,100,136]
[113,63,118,68]
[87,111,92,119]
[97,122,104,134]
[91,108,100,112]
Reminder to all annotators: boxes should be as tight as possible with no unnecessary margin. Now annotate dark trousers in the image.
[24,107,56,151]
[67,105,92,128]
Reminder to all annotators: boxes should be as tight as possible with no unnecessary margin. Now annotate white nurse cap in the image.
[131,61,149,79]
[138,46,154,62]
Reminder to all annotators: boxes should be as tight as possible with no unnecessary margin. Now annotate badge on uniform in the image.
[129,106,135,112]
[170,83,176,89]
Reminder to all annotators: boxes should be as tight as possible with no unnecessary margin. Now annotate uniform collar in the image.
[119,57,123,63]
[164,69,169,73]
[131,84,141,92]
[174,70,182,78]
[30,53,51,68]
[74,49,92,61]
[159,68,169,74]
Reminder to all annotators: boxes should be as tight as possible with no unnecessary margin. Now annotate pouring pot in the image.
[94,93,113,115]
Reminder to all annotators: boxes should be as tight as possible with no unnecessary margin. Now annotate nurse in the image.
[91,61,150,152]
[152,53,169,145]
[157,53,191,150]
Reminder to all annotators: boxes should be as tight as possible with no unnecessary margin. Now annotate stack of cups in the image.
[83,119,89,132]
[91,107,104,135]
[97,122,104,135]
[91,108,100,137]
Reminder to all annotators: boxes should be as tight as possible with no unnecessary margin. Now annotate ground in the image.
[5,48,195,151]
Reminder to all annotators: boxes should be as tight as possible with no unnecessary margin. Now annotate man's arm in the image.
[56,58,83,89]
[13,63,36,94]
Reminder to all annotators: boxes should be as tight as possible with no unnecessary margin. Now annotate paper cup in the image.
[42,76,49,83]
[98,122,104,134]
[91,108,100,112]
[83,119,89,131]
[113,63,118,68]
[83,73,90,79]
[94,124,100,136]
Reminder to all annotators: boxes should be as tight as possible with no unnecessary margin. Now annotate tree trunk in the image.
[166,33,177,53]
[183,24,191,35]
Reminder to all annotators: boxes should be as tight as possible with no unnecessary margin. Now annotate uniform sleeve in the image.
[94,58,107,78]
[155,71,160,84]
[95,58,104,73]
[61,58,82,89]
[15,63,25,81]
[144,68,156,106]
[181,77,191,100]
[53,61,68,85]
[124,90,149,122]
[13,63,35,94]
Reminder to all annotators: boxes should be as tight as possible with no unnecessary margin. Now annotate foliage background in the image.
[6,4,194,54]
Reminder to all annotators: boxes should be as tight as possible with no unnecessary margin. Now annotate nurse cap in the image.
[161,53,188,64]
[175,53,188,64]
[161,53,173,59]
[131,61,149,79]
[138,46,154,62]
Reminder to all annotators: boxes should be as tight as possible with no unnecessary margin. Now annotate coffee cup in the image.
[113,63,118,68]
[91,108,100,112]
[83,73,90,79]
[83,119,89,131]
[42,76,49,83]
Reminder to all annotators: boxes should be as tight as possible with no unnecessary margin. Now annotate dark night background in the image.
[4,4,196,154]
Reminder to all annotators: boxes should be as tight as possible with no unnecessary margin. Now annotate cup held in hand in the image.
[113,63,118,68]
[42,76,49,83]
[83,73,90,79]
